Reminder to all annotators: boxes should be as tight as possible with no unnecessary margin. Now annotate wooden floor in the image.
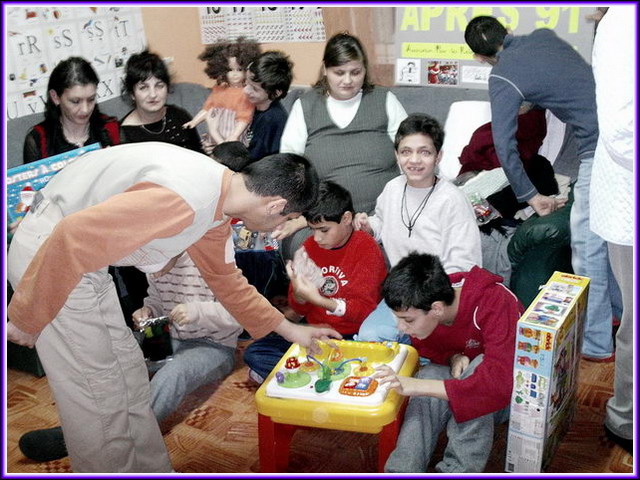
[5,341,634,474]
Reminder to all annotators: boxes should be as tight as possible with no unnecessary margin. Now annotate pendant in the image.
[408,226,412,238]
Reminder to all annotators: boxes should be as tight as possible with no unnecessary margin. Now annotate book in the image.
[6,143,101,225]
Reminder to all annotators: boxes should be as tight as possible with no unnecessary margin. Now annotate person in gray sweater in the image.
[464,16,621,362]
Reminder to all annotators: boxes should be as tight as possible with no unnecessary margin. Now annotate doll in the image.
[183,37,261,147]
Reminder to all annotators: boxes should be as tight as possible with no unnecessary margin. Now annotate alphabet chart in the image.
[6,6,146,119]
[199,6,325,44]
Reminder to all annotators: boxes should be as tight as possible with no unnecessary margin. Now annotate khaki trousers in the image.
[8,196,172,473]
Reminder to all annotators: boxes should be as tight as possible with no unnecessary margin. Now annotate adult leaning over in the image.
[7,146,341,473]
[277,32,407,256]
[23,56,120,164]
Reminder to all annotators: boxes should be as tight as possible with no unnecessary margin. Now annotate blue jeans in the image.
[570,156,622,358]
[150,337,235,422]
[244,332,356,380]
[355,300,411,344]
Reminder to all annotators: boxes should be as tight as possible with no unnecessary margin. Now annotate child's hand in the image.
[449,353,470,379]
[286,260,319,304]
[374,365,422,396]
[169,304,191,325]
[275,321,342,356]
[271,216,306,241]
[132,306,153,330]
[352,212,373,234]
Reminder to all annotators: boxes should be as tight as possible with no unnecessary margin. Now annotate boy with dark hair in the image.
[375,252,523,473]
[464,15,618,362]
[354,113,481,342]
[244,50,293,161]
[243,181,387,383]
[212,141,252,172]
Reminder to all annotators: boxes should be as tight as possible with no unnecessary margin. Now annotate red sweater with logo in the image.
[288,230,387,335]
[412,267,524,423]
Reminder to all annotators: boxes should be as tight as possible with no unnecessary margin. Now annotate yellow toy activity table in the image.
[255,340,419,472]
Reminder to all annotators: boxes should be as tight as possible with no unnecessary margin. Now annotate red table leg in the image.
[258,414,297,472]
[377,398,409,472]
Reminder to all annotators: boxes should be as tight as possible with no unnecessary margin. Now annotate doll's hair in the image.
[199,37,261,84]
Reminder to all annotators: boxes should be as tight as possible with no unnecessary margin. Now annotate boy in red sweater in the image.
[243,181,387,382]
[375,252,523,472]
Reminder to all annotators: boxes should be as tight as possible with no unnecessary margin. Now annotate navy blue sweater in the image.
[489,29,598,201]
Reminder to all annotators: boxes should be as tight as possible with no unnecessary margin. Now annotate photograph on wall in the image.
[461,64,491,84]
[395,58,420,85]
[426,60,459,86]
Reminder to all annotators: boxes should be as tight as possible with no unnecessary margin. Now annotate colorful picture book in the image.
[6,143,101,225]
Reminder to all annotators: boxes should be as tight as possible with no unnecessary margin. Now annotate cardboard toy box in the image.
[505,271,590,473]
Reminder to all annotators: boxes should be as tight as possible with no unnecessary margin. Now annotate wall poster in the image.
[395,6,595,88]
[6,6,146,119]
[199,6,326,44]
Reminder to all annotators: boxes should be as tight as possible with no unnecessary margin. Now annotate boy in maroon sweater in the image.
[375,252,523,472]
[243,181,387,382]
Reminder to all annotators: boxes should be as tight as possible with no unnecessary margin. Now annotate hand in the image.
[169,304,191,325]
[132,306,152,330]
[352,212,372,234]
[201,133,215,156]
[274,320,342,356]
[449,354,470,379]
[271,216,306,241]
[285,260,319,304]
[7,321,40,348]
[373,365,422,396]
[527,193,567,217]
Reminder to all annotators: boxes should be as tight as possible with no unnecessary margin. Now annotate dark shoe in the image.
[604,425,633,455]
[19,426,68,462]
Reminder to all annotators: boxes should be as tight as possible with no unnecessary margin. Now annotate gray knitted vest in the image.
[301,87,397,213]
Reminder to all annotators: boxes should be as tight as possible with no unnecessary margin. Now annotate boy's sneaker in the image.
[19,426,68,462]
[248,369,265,385]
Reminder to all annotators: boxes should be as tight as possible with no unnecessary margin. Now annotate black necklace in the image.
[401,177,438,237]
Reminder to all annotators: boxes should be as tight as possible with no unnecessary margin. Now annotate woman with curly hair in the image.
[183,37,261,150]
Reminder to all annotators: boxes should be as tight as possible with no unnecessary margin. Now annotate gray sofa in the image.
[7,82,492,169]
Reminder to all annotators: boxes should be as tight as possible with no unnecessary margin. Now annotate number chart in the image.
[199,6,326,44]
